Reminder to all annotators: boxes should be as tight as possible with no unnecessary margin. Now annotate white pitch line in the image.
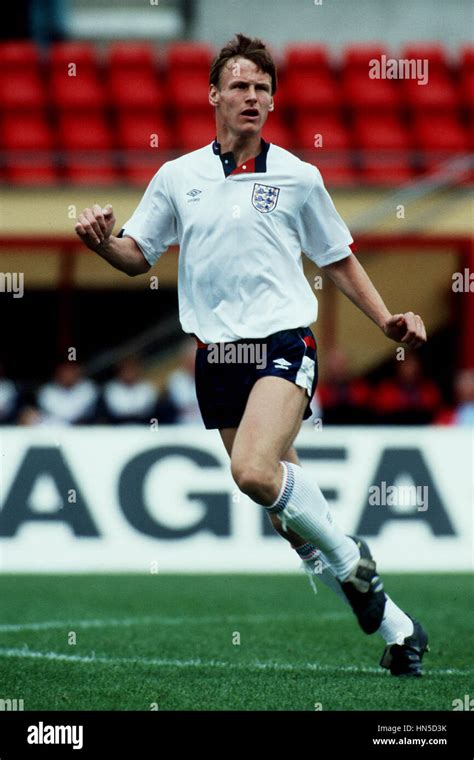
[0,611,346,633]
[0,646,471,677]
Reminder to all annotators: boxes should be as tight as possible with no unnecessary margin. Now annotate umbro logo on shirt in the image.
[272,357,292,370]
[186,189,202,202]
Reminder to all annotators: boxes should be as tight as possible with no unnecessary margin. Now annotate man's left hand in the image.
[383,312,427,348]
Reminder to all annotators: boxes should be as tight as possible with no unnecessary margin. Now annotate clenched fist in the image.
[383,312,427,349]
[75,204,116,250]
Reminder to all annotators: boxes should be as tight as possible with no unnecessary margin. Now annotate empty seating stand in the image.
[0,40,471,186]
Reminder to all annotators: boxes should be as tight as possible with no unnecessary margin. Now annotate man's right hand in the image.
[73,204,149,276]
[75,204,116,250]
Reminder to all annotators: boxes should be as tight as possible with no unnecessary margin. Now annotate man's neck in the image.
[216,130,262,167]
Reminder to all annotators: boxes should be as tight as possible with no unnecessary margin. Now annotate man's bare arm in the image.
[75,203,151,277]
[323,253,427,349]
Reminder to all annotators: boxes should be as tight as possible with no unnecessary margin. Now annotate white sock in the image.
[296,543,355,601]
[267,461,360,580]
[297,544,414,645]
[378,598,414,644]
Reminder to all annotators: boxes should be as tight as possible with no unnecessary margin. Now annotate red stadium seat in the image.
[176,114,215,151]
[0,72,46,110]
[0,41,41,72]
[400,44,450,75]
[403,74,459,111]
[280,71,340,112]
[119,113,173,184]
[343,72,400,111]
[295,115,354,185]
[461,71,474,111]
[413,114,470,175]
[49,42,99,74]
[284,45,331,73]
[293,115,351,150]
[117,114,174,150]
[353,115,414,183]
[460,45,474,72]
[413,114,470,150]
[50,70,104,110]
[342,44,390,72]
[1,113,53,149]
[167,43,214,72]
[261,118,292,149]
[353,115,411,149]
[108,71,164,111]
[168,71,211,112]
[107,42,157,72]
[57,114,110,150]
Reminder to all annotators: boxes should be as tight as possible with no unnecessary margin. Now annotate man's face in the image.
[209,57,273,137]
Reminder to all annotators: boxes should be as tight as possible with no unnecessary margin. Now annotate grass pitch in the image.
[0,573,471,711]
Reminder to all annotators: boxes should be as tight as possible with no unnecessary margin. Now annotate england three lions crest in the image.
[252,183,280,214]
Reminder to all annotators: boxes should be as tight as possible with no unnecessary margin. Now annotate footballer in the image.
[75,34,429,677]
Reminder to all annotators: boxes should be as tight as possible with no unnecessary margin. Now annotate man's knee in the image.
[231,458,276,501]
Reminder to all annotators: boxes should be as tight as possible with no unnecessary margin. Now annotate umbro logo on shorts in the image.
[273,357,291,370]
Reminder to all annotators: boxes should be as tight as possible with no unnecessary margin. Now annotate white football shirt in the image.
[121,139,353,343]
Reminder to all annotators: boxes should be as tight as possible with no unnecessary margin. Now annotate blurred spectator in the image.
[17,405,44,426]
[318,348,372,424]
[100,357,159,424]
[37,361,99,424]
[165,339,202,424]
[0,362,21,423]
[372,353,441,425]
[436,369,474,426]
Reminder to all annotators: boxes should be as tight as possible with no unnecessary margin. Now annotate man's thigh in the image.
[230,375,308,469]
[219,426,301,464]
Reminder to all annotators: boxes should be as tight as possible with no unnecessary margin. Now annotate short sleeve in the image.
[120,164,178,266]
[296,167,353,267]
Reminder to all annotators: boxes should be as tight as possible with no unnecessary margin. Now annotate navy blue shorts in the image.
[194,326,318,430]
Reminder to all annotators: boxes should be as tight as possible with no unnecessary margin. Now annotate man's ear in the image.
[268,98,274,112]
[209,85,219,107]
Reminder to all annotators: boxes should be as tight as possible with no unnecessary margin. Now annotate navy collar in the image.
[212,137,270,176]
